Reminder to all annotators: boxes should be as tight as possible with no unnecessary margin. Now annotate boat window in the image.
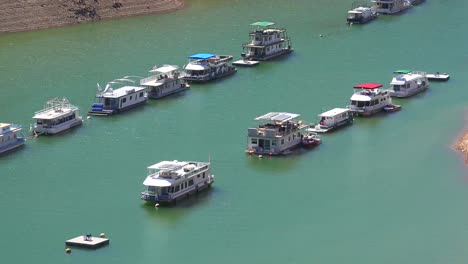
[281,139,284,145]
[122,98,127,103]
[203,172,206,178]
[251,138,257,144]
[272,140,277,146]
[351,100,357,106]
[197,174,200,178]
[140,92,144,97]
[185,182,188,188]
[357,101,365,107]
[175,185,180,192]
[293,134,295,140]
[189,179,194,186]
[130,96,133,100]
[288,136,291,141]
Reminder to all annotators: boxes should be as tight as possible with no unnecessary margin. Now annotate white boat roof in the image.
[143,177,173,187]
[350,93,373,101]
[149,65,178,73]
[147,160,189,171]
[33,106,77,120]
[184,63,207,71]
[255,112,300,122]
[99,86,145,98]
[319,108,350,117]
[0,123,11,129]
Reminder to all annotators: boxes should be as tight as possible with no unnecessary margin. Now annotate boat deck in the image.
[233,60,260,66]
[426,73,450,81]
[65,236,109,249]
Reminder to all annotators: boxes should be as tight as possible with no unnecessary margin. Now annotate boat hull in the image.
[0,138,25,155]
[88,100,147,116]
[246,49,293,61]
[389,85,428,98]
[33,119,83,135]
[147,84,189,99]
[141,181,213,204]
[183,68,237,83]
[309,118,353,133]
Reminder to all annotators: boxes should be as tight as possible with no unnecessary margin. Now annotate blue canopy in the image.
[188,53,215,59]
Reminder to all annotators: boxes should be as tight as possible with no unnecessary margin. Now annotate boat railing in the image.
[34,98,77,115]
[410,71,427,76]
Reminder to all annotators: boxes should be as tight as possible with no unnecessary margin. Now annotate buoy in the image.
[87,116,91,119]
[269,152,273,156]
[319,34,323,38]
[248,150,254,155]
[66,248,71,254]
[155,203,159,207]
[258,155,263,159]
[99,233,106,238]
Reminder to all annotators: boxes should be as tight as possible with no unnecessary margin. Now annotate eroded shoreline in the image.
[0,0,185,34]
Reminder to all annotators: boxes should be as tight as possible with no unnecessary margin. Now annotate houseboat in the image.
[241,22,293,61]
[0,123,25,154]
[140,65,189,99]
[388,70,429,98]
[372,0,411,14]
[302,130,321,147]
[140,160,214,204]
[32,97,83,135]
[88,78,147,116]
[182,53,236,82]
[246,112,308,155]
[309,108,354,133]
[347,6,377,24]
[347,83,392,116]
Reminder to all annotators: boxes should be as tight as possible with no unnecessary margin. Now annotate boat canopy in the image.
[255,112,300,122]
[251,22,275,27]
[393,70,411,74]
[149,65,178,73]
[188,53,216,60]
[319,108,350,117]
[143,177,173,187]
[353,83,383,89]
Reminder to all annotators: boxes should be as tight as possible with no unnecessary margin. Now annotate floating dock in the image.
[232,60,260,67]
[65,235,109,249]
[427,73,450,81]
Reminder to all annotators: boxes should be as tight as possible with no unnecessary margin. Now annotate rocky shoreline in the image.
[0,0,184,34]
[455,131,468,164]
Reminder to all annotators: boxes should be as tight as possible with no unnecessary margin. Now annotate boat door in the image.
[258,139,270,151]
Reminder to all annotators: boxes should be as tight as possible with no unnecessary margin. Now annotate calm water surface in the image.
[1,0,468,263]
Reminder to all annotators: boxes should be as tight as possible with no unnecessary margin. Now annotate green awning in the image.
[393,70,412,74]
[250,22,275,27]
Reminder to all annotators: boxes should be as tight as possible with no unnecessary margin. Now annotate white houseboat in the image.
[140,65,189,99]
[388,70,429,98]
[242,22,293,61]
[32,98,83,135]
[347,6,377,24]
[309,108,354,133]
[183,53,236,82]
[246,112,307,155]
[141,160,214,204]
[88,78,147,116]
[0,123,25,154]
[347,83,392,116]
[372,0,411,14]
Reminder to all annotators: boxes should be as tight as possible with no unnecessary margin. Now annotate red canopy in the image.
[353,83,383,89]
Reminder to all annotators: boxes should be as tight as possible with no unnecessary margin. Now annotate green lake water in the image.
[1,0,468,263]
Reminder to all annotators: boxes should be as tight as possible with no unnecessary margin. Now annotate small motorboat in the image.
[426,72,450,81]
[302,129,322,147]
[383,104,401,112]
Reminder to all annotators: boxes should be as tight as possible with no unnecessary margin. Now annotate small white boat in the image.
[183,53,236,82]
[232,59,260,67]
[246,112,308,155]
[383,104,402,112]
[141,160,214,204]
[389,70,429,98]
[301,130,321,147]
[140,65,189,99]
[0,123,25,154]
[89,78,147,116]
[309,108,354,133]
[32,97,83,135]
[242,22,293,61]
[426,72,450,81]
[347,83,392,116]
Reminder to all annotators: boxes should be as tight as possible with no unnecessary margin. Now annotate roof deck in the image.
[98,86,146,98]
[33,98,79,120]
[319,108,350,117]
[255,112,300,122]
